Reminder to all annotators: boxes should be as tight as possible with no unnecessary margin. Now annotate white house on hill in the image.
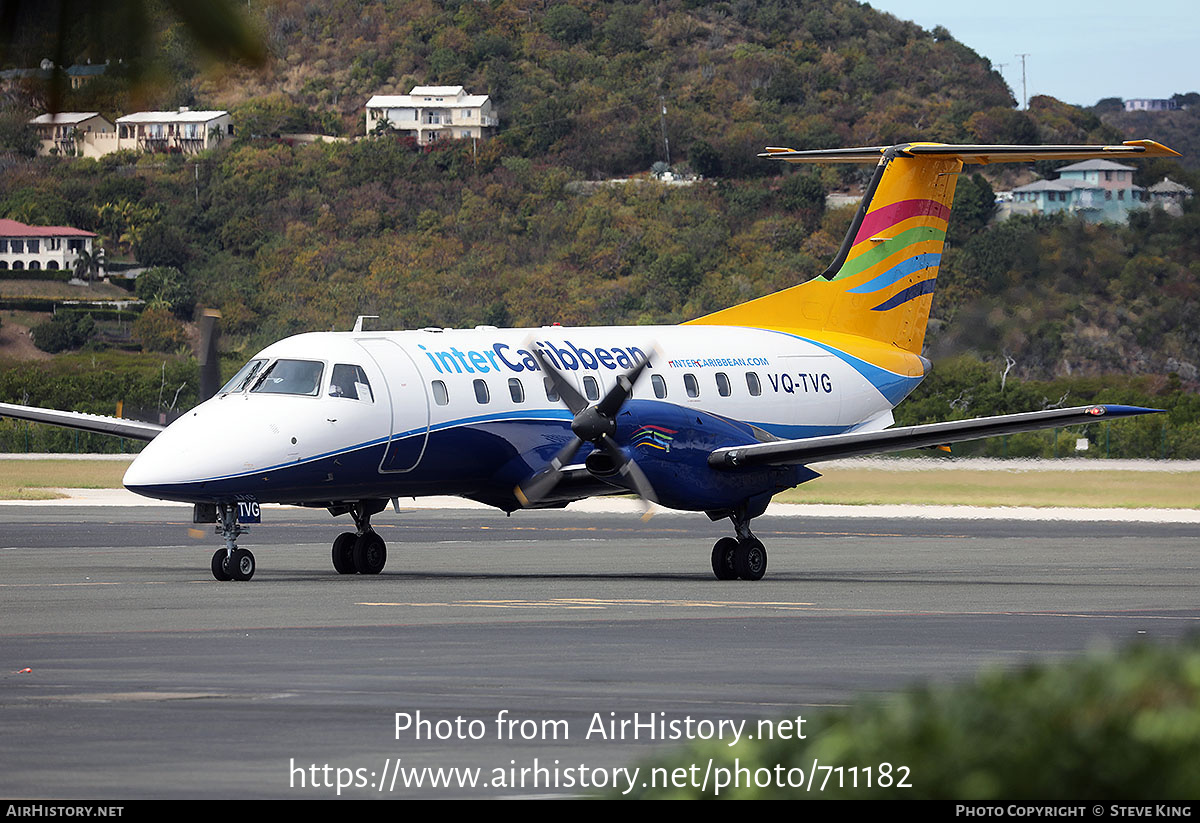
[28,112,117,159]
[0,219,98,274]
[365,86,498,144]
[115,109,232,154]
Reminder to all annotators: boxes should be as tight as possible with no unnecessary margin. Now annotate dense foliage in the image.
[234,0,1015,177]
[622,639,1200,799]
[897,355,1200,459]
[933,201,1200,383]
[0,351,198,452]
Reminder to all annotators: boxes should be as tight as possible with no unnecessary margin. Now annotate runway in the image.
[1,504,1197,798]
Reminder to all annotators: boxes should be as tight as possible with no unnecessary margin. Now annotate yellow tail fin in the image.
[686,140,1179,362]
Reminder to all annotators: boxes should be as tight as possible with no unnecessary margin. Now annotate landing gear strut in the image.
[211,503,255,581]
[711,509,767,581]
[331,500,388,575]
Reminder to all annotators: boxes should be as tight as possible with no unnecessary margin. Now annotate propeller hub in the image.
[571,406,615,442]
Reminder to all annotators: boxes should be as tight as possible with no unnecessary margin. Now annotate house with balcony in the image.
[1000,159,1150,223]
[0,219,98,275]
[115,108,232,154]
[365,86,498,144]
[28,112,116,159]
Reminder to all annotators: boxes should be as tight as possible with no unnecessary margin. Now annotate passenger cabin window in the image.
[220,358,267,395]
[746,372,762,397]
[684,373,699,398]
[474,379,490,404]
[508,378,525,403]
[250,359,323,396]
[432,380,449,406]
[543,377,559,403]
[716,372,731,397]
[328,364,373,401]
[651,374,667,399]
[583,375,600,402]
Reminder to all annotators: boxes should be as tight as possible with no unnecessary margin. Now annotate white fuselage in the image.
[122,324,911,507]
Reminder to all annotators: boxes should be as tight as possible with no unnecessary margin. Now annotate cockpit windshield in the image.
[219,359,267,395]
[250,359,325,396]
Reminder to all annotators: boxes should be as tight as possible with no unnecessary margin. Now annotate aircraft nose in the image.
[122,397,260,501]
[122,441,176,490]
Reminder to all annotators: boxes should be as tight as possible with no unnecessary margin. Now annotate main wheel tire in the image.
[353,532,386,575]
[211,549,232,582]
[733,538,767,581]
[332,532,357,574]
[229,547,256,581]
[711,537,739,580]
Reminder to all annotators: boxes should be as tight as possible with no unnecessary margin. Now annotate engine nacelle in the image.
[613,400,817,513]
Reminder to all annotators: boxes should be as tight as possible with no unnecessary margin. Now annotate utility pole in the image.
[1016,53,1030,110]
[658,95,670,166]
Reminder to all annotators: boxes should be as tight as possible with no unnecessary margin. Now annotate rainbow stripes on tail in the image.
[686,140,1179,358]
[803,150,959,354]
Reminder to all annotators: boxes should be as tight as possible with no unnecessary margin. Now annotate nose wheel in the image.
[210,504,255,581]
[212,547,256,581]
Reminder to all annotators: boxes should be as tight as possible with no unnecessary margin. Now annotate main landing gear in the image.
[211,503,255,581]
[710,511,767,581]
[331,500,388,575]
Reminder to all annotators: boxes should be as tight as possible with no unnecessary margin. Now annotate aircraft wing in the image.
[0,402,164,441]
[707,405,1158,469]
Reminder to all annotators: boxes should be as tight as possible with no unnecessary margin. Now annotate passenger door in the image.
[355,339,431,473]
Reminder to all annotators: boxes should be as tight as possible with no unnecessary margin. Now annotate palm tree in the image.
[73,246,105,286]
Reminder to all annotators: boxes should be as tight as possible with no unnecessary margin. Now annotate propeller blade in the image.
[527,344,588,414]
[514,435,584,505]
[598,433,659,516]
[595,350,654,419]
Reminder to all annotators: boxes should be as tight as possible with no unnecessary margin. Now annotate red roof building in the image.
[0,219,98,274]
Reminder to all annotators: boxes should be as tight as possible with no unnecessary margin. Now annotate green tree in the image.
[0,109,38,156]
[134,266,195,319]
[779,172,826,231]
[688,140,723,178]
[30,313,95,353]
[947,173,995,245]
[132,305,186,352]
[543,5,592,45]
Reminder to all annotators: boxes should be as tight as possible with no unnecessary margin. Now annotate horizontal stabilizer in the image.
[760,140,1180,165]
[708,405,1159,469]
[0,402,164,442]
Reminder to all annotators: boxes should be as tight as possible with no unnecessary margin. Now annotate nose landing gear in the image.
[211,503,255,581]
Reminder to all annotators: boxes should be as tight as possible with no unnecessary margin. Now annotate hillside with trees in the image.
[0,1,1198,455]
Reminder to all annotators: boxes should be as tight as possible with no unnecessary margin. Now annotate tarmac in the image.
[1,497,1196,798]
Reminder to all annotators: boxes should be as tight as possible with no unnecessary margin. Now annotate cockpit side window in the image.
[329,364,374,402]
[219,359,267,395]
[250,359,324,396]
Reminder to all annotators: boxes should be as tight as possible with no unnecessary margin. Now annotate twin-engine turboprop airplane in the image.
[0,139,1177,581]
